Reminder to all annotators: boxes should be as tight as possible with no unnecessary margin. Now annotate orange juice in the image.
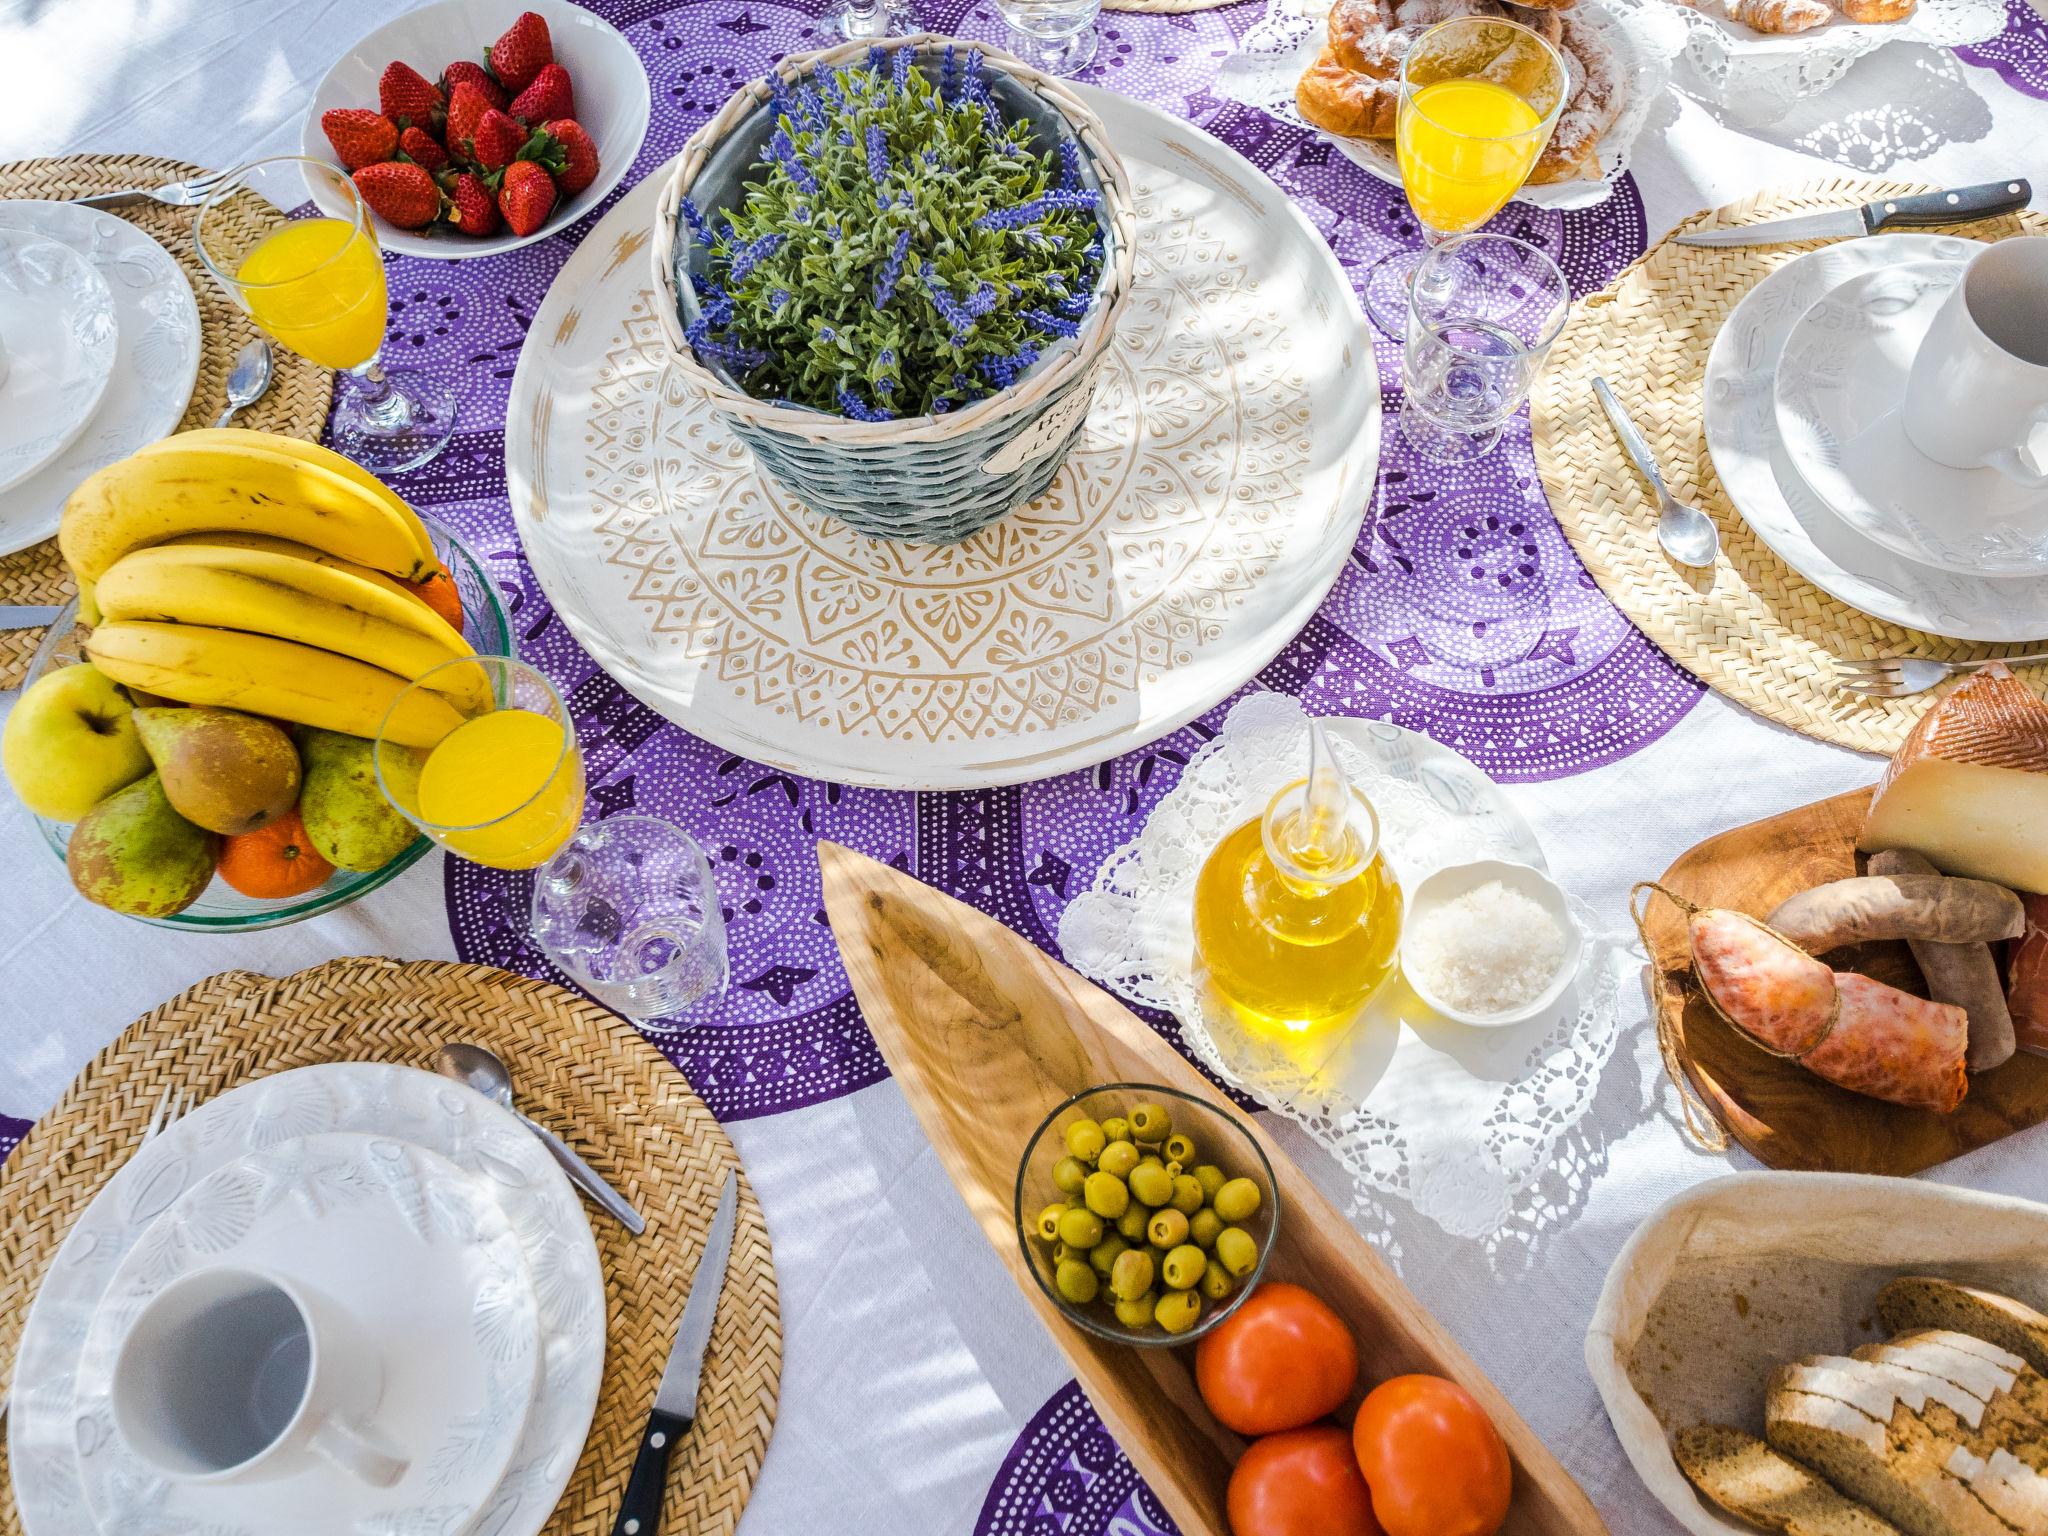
[1396,78,1545,236]
[416,709,584,869]
[236,218,387,370]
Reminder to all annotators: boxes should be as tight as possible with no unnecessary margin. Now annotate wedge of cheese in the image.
[1860,664,2048,895]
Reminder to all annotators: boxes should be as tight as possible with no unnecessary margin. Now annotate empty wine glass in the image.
[828,0,914,41]
[994,0,1101,74]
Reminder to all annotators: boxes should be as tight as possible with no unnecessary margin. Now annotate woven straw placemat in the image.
[1531,177,2048,758]
[0,958,780,1536]
[0,153,337,689]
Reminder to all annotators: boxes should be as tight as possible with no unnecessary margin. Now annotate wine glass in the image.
[828,0,914,41]
[194,156,455,474]
[1363,17,1567,337]
[993,0,1101,74]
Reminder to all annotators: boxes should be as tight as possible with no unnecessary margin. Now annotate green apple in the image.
[3,663,152,821]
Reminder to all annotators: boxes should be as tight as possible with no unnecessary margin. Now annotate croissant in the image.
[1726,0,1834,31]
[1834,0,1917,23]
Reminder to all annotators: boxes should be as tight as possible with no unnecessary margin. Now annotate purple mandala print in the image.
[0,1112,27,1166]
[974,1383,1181,1536]
[1958,0,2048,100]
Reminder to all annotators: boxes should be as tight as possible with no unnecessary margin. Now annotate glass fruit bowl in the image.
[1013,1082,1279,1348]
[23,515,511,931]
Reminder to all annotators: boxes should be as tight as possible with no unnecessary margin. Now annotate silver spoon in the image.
[213,338,274,428]
[1593,377,1721,570]
[435,1042,647,1234]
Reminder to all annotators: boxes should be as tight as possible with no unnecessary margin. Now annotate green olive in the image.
[1129,1102,1170,1141]
[1162,1243,1207,1290]
[1164,1132,1196,1164]
[1192,1164,1227,1202]
[1200,1262,1234,1302]
[1065,1119,1107,1164]
[1100,1115,1131,1143]
[1154,1289,1202,1334]
[1128,1163,1174,1208]
[1110,1247,1156,1302]
[1147,1207,1189,1249]
[1215,1225,1259,1278]
[1052,1240,1073,1265]
[1169,1175,1204,1216]
[1213,1177,1262,1223]
[1083,1170,1130,1219]
[1097,1140,1140,1180]
[1055,1257,1099,1305]
[1163,1159,1184,1180]
[1092,1236,1129,1278]
[1189,1208,1223,1250]
[1034,1203,1065,1243]
[1116,1206,1149,1243]
[1057,1206,1105,1249]
[1051,1156,1087,1195]
[1114,1289,1157,1329]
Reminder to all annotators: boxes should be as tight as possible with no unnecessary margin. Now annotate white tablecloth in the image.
[5,1,2048,1530]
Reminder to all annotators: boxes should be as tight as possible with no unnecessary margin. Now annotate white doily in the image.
[1215,0,1686,212]
[1057,693,1633,1241]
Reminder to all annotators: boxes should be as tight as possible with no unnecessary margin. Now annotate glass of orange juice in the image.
[194,156,455,473]
[1363,17,1566,337]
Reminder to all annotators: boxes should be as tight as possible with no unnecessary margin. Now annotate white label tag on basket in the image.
[981,383,1095,476]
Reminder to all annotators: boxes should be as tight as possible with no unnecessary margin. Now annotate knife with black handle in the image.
[1676,179,2031,247]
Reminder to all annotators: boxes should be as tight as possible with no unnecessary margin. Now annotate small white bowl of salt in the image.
[1400,859,1582,1028]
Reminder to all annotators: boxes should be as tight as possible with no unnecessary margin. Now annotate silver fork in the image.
[73,170,231,212]
[1834,650,2048,698]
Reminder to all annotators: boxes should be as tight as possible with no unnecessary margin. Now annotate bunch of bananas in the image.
[62,428,481,748]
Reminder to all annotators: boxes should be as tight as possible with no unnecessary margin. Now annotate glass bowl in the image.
[24,515,511,931]
[1013,1082,1280,1347]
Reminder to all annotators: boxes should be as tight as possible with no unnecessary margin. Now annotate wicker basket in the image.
[650,34,1138,544]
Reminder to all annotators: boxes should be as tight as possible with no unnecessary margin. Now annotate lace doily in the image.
[1057,693,1631,1240]
[1215,0,1685,212]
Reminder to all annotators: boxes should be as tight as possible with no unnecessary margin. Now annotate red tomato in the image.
[1195,1281,1359,1436]
[1228,1426,1386,1536]
[1351,1374,1511,1536]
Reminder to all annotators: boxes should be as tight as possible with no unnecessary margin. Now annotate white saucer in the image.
[0,202,200,555]
[73,1132,539,1536]
[1703,234,2048,644]
[1775,261,2048,578]
[8,1066,605,1536]
[0,228,117,497]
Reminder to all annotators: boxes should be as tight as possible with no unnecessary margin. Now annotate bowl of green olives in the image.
[1013,1082,1279,1346]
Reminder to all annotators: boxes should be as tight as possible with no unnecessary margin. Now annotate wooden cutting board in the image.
[1643,787,2048,1174]
[818,843,1605,1536]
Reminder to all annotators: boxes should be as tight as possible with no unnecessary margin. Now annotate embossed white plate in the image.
[8,1066,606,1536]
[1704,234,2048,643]
[72,1132,540,1536]
[0,201,200,555]
[0,228,117,499]
[507,86,1380,790]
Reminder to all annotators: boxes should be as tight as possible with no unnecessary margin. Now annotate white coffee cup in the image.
[1902,237,2048,489]
[110,1266,408,1488]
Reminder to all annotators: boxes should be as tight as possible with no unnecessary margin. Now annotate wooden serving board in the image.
[1644,788,2048,1174]
[818,843,1605,1536]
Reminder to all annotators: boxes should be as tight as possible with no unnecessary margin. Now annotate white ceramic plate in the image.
[8,1065,605,1536]
[508,87,1381,791]
[0,229,117,496]
[72,1132,540,1536]
[0,201,200,556]
[301,0,650,259]
[1703,234,2048,643]
[1775,261,2048,578]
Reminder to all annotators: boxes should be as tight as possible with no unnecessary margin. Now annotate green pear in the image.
[133,707,299,836]
[297,727,421,873]
[67,773,219,917]
[2,663,151,821]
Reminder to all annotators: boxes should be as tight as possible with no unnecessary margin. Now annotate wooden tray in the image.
[818,844,1604,1536]
[1643,788,2048,1174]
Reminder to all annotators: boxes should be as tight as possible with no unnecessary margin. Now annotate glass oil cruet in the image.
[1191,720,1404,1034]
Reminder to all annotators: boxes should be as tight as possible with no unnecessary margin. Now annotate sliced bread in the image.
[1880,1281,2048,1379]
[1675,1425,1904,1535]
[1859,1334,2048,1435]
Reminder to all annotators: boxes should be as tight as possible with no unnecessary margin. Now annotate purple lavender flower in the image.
[924,264,973,334]
[1022,307,1080,338]
[768,72,796,125]
[769,288,791,313]
[891,47,910,93]
[818,325,836,342]
[1056,291,1091,319]
[875,376,896,396]
[961,48,984,103]
[922,148,939,166]
[978,341,1041,389]
[837,385,894,422]
[770,126,820,196]
[974,188,1101,231]
[940,44,958,101]
[699,283,735,326]
[680,197,714,245]
[821,72,846,111]
[983,99,1004,141]
[729,233,784,283]
[872,228,911,309]
[867,45,887,72]
[965,282,998,318]
[933,397,952,414]
[1059,140,1083,191]
[865,124,890,188]
[837,127,853,146]
[684,316,768,373]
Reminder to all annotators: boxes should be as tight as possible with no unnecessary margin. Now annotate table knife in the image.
[0,604,61,630]
[611,1171,738,1536]
[1675,179,2031,247]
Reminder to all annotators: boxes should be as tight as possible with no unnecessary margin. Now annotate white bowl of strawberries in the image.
[301,0,650,258]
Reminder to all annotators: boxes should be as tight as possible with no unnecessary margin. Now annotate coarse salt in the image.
[1406,879,1567,1016]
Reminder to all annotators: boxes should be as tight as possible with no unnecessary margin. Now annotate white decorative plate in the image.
[0,229,117,498]
[72,1132,540,1536]
[1775,261,2048,578]
[0,201,201,556]
[1704,234,2048,643]
[8,1065,606,1536]
[508,88,1380,791]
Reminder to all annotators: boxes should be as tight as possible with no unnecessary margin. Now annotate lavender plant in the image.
[681,45,1104,421]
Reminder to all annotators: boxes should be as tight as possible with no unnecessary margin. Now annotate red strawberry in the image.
[497,159,556,236]
[353,161,442,229]
[444,79,494,159]
[509,62,573,124]
[398,125,448,172]
[441,59,507,109]
[448,171,501,236]
[321,108,399,171]
[472,108,527,171]
[542,118,599,196]
[488,11,552,93]
[378,61,444,130]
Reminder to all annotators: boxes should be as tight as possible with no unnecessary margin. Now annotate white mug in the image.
[110,1266,408,1488]
[1902,237,2048,489]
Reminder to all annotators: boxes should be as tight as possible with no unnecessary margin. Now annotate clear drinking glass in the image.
[530,814,730,1023]
[1398,232,1569,463]
[829,0,915,40]
[193,156,456,474]
[994,0,1102,75]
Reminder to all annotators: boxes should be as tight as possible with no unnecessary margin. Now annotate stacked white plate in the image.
[0,201,202,556]
[6,1063,606,1536]
[1703,233,2048,643]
